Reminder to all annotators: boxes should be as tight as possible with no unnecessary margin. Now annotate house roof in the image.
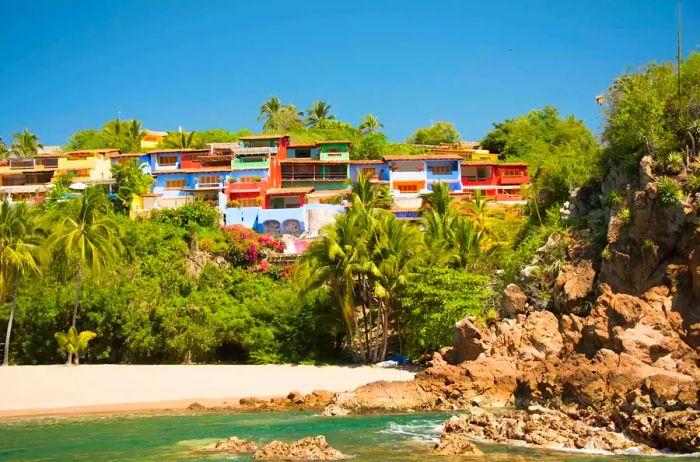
[461,161,528,167]
[153,167,232,174]
[348,159,384,165]
[228,187,263,194]
[288,143,317,149]
[144,130,168,136]
[306,189,351,198]
[383,154,463,161]
[239,134,287,140]
[316,139,352,145]
[109,152,147,158]
[147,148,210,154]
[280,159,349,164]
[266,187,314,195]
[63,148,121,156]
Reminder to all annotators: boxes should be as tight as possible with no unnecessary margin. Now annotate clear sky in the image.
[1,0,699,146]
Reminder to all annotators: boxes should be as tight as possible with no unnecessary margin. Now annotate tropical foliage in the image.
[55,327,97,365]
[10,129,43,157]
[358,114,383,135]
[407,121,460,145]
[305,101,335,127]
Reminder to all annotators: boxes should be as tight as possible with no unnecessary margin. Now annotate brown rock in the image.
[253,436,346,460]
[625,410,700,453]
[333,380,434,412]
[202,436,257,453]
[502,284,528,318]
[453,317,491,362]
[433,433,483,456]
[553,261,595,315]
[187,402,206,411]
[287,391,305,405]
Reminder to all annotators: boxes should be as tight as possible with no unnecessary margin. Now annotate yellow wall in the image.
[57,155,112,180]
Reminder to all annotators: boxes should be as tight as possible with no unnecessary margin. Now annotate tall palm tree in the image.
[46,187,122,364]
[258,96,283,131]
[163,131,197,149]
[0,137,8,158]
[0,202,42,366]
[125,120,146,152]
[358,114,384,135]
[10,129,43,157]
[102,119,124,147]
[348,171,392,209]
[305,101,335,127]
[421,181,456,248]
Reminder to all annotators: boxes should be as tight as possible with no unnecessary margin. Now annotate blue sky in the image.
[1,0,698,146]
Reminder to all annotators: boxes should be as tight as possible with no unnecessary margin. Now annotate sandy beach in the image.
[0,364,414,418]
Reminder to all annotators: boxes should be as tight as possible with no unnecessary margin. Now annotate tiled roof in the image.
[280,159,349,164]
[461,161,528,167]
[266,187,314,195]
[239,134,287,140]
[348,159,384,164]
[147,148,210,154]
[316,139,352,144]
[109,152,147,158]
[383,154,463,161]
[306,189,351,198]
[153,167,232,174]
[288,143,317,148]
[63,148,121,155]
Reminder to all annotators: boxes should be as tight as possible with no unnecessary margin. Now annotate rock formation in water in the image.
[253,436,347,460]
[201,436,258,453]
[325,157,700,453]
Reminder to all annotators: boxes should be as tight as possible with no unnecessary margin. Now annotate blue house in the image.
[348,160,389,183]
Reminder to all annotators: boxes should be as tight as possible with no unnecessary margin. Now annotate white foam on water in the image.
[378,419,444,442]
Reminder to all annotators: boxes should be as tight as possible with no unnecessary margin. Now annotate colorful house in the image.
[384,154,463,194]
[348,160,389,183]
[0,156,61,202]
[140,130,167,149]
[280,140,350,191]
[460,161,530,201]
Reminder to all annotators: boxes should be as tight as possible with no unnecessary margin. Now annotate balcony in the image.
[281,173,347,181]
[9,158,36,169]
[319,151,350,161]
[500,174,530,185]
[232,159,270,170]
[234,146,275,155]
[196,182,223,189]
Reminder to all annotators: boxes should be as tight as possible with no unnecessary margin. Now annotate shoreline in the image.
[0,364,415,419]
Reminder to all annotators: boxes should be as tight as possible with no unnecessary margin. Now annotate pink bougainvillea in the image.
[221,225,285,268]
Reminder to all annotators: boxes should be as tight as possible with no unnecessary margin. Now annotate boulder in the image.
[553,261,595,315]
[321,404,350,417]
[433,433,483,456]
[186,402,206,411]
[625,410,700,453]
[502,284,528,318]
[453,317,491,362]
[202,436,257,453]
[253,436,346,460]
[287,391,305,405]
[332,380,434,412]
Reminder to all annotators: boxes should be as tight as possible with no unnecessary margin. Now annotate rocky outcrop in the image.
[625,410,700,453]
[501,284,528,318]
[253,436,346,460]
[452,317,491,362]
[438,407,652,454]
[433,432,483,456]
[553,261,595,315]
[202,436,257,453]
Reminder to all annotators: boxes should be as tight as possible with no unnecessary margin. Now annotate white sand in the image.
[0,364,414,417]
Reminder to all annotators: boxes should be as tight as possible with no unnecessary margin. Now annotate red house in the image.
[460,161,530,201]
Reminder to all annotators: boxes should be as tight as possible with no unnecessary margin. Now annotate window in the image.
[250,140,273,148]
[239,176,255,183]
[430,165,451,175]
[295,149,311,158]
[397,183,419,193]
[327,147,342,153]
[165,179,187,189]
[239,197,260,207]
[199,176,222,186]
[158,155,178,166]
[361,167,376,176]
[502,168,522,177]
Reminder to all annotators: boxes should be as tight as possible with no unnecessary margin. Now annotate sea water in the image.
[0,412,698,461]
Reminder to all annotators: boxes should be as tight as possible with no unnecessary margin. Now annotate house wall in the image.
[318,143,350,161]
[287,148,319,159]
[426,160,461,191]
[349,164,390,182]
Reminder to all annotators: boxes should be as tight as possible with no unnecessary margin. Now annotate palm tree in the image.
[46,187,122,363]
[125,120,146,152]
[163,131,197,149]
[55,327,97,365]
[464,190,492,231]
[447,216,484,270]
[258,96,283,131]
[348,171,392,209]
[305,101,335,127]
[0,202,42,366]
[359,114,384,135]
[0,137,8,158]
[421,182,456,248]
[10,129,43,157]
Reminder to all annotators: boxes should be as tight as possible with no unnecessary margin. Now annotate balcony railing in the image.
[197,182,223,189]
[282,173,347,181]
[9,159,35,169]
[39,158,59,168]
[234,147,275,155]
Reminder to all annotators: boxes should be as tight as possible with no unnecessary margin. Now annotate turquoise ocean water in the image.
[0,412,698,461]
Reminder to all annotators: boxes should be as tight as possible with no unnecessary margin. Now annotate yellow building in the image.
[57,149,119,182]
[140,130,168,149]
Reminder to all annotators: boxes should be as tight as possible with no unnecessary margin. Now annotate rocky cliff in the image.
[329,157,700,453]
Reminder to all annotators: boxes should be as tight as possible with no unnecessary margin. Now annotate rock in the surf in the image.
[202,436,257,453]
[253,435,346,460]
[433,432,483,456]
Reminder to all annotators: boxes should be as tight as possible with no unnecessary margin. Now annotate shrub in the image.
[657,177,683,206]
[686,174,700,193]
[643,239,656,249]
[664,152,685,174]
[151,201,221,228]
[199,237,216,252]
[227,200,241,208]
[601,248,612,261]
[604,191,623,208]
[619,208,632,224]
[221,225,285,267]
[228,177,237,183]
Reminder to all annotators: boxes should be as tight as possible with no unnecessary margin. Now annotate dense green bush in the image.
[150,201,221,228]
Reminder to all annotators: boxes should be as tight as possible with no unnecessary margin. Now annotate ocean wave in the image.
[378,419,444,442]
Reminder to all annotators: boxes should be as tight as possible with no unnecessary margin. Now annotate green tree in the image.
[306,101,336,128]
[358,114,383,135]
[162,131,197,149]
[348,171,392,209]
[352,132,389,160]
[397,266,490,356]
[482,106,600,210]
[11,129,43,157]
[198,129,252,145]
[65,129,109,151]
[111,159,154,214]
[46,187,123,363]
[258,96,283,131]
[0,202,42,366]
[55,327,97,365]
[0,137,8,158]
[407,121,459,145]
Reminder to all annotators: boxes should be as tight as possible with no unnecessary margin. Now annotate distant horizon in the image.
[1,0,699,146]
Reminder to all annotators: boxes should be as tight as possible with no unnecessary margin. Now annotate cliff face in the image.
[331,157,700,453]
